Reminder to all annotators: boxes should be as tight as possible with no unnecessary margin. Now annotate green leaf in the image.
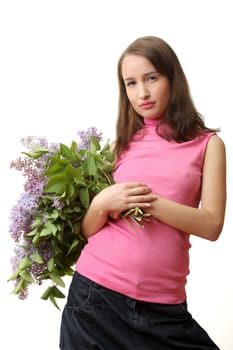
[11,278,28,295]
[66,238,80,256]
[44,174,67,194]
[83,154,97,175]
[73,221,81,234]
[90,136,100,151]
[47,258,55,272]
[40,222,57,237]
[44,161,67,176]
[65,164,84,182]
[19,256,33,270]
[45,209,60,220]
[52,286,66,299]
[40,286,53,300]
[50,272,65,287]
[31,252,44,264]
[50,293,61,310]
[31,217,43,228]
[8,268,21,281]
[26,228,38,237]
[60,143,75,160]
[21,145,49,159]
[60,183,75,202]
[70,140,78,152]
[19,270,35,283]
[80,187,89,209]
[101,149,114,163]
[32,232,41,244]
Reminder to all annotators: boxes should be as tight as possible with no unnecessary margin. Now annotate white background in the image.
[0,1,232,349]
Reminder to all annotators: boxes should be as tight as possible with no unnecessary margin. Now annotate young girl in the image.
[60,36,226,349]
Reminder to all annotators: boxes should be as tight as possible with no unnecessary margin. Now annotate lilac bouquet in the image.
[8,128,115,309]
[8,127,150,309]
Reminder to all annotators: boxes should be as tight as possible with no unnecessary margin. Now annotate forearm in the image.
[149,196,225,241]
[81,182,156,239]
[81,196,108,239]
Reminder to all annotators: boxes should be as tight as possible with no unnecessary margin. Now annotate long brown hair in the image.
[114,36,219,158]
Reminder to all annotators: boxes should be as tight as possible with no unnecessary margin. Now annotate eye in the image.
[126,80,136,87]
[147,75,158,82]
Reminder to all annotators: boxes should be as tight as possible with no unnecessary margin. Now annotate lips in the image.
[140,102,155,109]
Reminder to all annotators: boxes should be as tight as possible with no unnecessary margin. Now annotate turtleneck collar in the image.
[143,117,161,127]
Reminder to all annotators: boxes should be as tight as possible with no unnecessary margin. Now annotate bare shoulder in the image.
[205,134,226,168]
[206,134,226,153]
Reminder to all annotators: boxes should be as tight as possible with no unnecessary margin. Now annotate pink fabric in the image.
[76,118,215,304]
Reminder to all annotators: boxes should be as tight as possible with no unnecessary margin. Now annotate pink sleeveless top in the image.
[76,118,215,304]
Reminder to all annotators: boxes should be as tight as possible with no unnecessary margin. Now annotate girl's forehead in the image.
[121,55,156,77]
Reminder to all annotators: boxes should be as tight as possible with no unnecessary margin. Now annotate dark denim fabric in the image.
[59,272,220,350]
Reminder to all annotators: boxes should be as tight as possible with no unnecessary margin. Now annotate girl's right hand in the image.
[93,182,156,219]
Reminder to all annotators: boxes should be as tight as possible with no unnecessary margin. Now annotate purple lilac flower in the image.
[49,142,60,154]
[20,136,48,150]
[10,157,46,199]
[10,246,26,271]
[10,137,50,201]
[18,285,29,300]
[77,127,103,150]
[10,244,30,300]
[53,196,65,209]
[30,242,53,285]
[9,192,37,242]
[10,239,54,296]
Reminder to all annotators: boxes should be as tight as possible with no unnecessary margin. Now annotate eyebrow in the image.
[124,70,158,81]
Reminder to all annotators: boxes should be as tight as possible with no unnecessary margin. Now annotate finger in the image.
[128,193,156,204]
[128,186,152,196]
[125,182,150,189]
[126,202,152,209]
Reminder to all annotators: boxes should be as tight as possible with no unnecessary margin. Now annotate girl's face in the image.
[121,54,171,120]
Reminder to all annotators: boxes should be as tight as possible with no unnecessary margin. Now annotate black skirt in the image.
[59,272,220,350]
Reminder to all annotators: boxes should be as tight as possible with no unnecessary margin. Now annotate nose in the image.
[138,83,150,99]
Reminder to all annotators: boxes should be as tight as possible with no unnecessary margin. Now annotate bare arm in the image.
[81,182,156,239]
[146,135,226,241]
